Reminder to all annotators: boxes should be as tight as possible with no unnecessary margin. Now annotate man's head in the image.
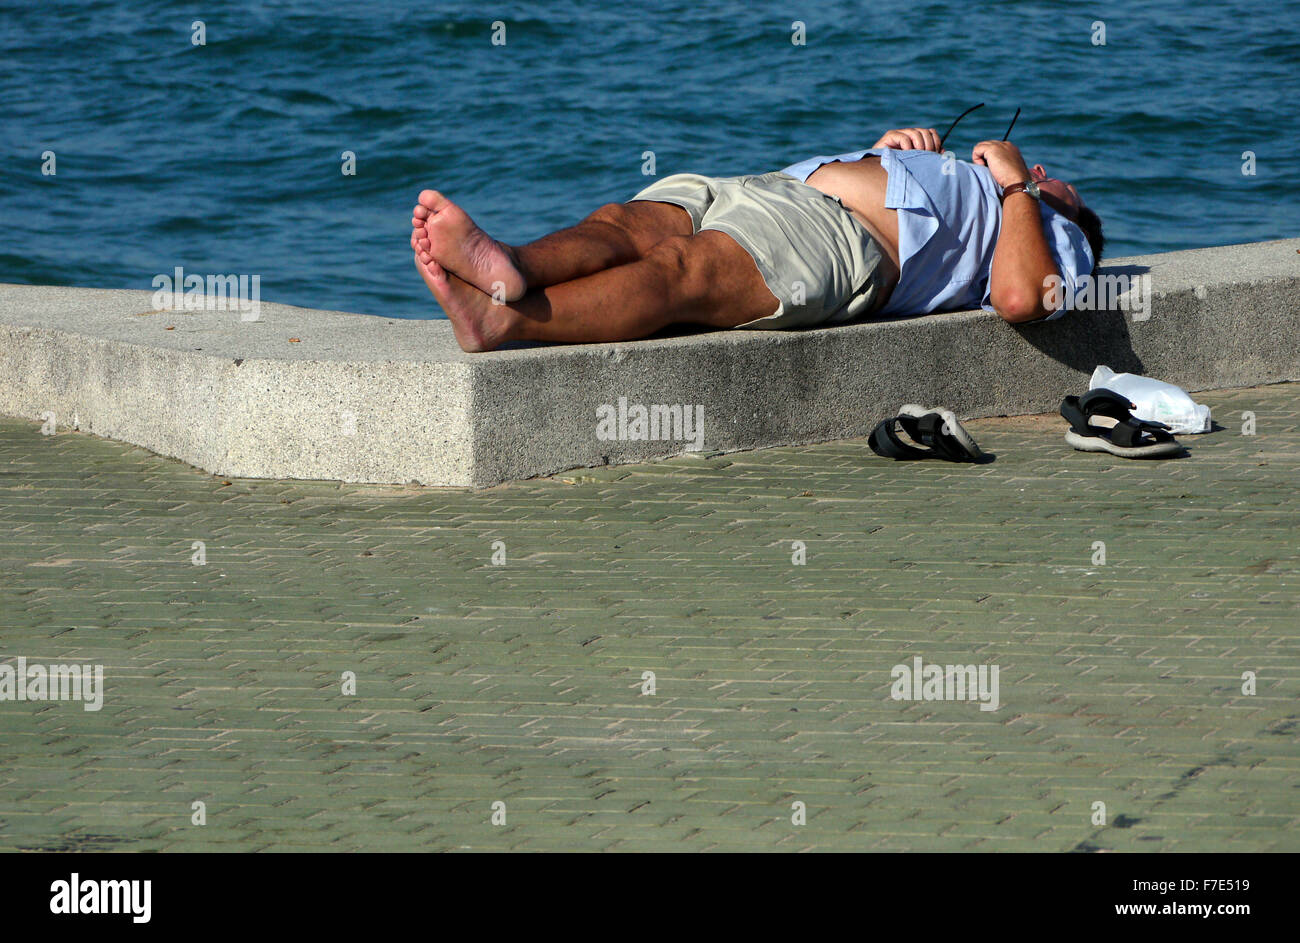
[1030,164,1104,270]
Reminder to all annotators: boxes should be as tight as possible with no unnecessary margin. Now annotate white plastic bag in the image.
[1089,366,1211,434]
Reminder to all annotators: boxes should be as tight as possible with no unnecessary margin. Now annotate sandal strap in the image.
[869,417,931,460]
[1110,416,1175,448]
[1060,388,1138,435]
[904,413,970,462]
[1079,388,1135,419]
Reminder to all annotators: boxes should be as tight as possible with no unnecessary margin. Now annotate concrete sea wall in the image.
[1,238,1297,486]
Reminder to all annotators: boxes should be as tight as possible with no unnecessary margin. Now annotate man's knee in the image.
[586,202,635,230]
[588,201,692,250]
[581,203,653,258]
[644,235,694,280]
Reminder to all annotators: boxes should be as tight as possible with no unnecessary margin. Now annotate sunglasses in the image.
[937,103,1021,150]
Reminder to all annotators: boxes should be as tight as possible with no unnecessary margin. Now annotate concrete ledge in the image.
[2,238,1298,487]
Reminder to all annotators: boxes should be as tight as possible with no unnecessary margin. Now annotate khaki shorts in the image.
[629,171,886,329]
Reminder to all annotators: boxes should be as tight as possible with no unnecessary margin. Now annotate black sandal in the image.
[869,405,985,463]
[1060,388,1183,459]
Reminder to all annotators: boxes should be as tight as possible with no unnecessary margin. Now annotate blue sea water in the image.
[2,0,1297,319]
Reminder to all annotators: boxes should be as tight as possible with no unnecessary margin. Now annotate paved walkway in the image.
[1,384,1296,851]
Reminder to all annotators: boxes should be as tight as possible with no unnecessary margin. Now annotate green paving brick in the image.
[1,383,1298,851]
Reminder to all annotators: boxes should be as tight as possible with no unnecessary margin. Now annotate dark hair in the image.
[1074,205,1104,270]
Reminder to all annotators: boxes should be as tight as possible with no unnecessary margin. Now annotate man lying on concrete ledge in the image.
[409,128,1104,352]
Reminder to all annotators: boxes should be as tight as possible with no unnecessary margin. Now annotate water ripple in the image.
[1,0,1296,319]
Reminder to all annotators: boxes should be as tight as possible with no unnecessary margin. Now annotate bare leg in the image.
[508,201,692,288]
[414,230,779,352]
[411,192,690,301]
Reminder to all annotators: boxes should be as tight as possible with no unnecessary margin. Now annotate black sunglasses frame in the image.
[937,104,1021,151]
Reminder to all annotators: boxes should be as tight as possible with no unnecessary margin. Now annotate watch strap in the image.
[1001,181,1037,202]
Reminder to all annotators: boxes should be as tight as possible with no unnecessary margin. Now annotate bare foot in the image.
[413,250,517,352]
[411,190,526,302]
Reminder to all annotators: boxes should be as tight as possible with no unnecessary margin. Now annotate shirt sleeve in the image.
[980,203,1096,320]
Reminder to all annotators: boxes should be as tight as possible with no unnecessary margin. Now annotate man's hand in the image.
[873,127,941,152]
[971,140,1031,189]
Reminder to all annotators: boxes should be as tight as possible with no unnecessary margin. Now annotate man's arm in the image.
[972,140,1061,323]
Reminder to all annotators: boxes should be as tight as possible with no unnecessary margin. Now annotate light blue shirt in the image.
[780,148,1094,319]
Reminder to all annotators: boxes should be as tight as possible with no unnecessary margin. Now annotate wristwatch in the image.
[1001,179,1041,202]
